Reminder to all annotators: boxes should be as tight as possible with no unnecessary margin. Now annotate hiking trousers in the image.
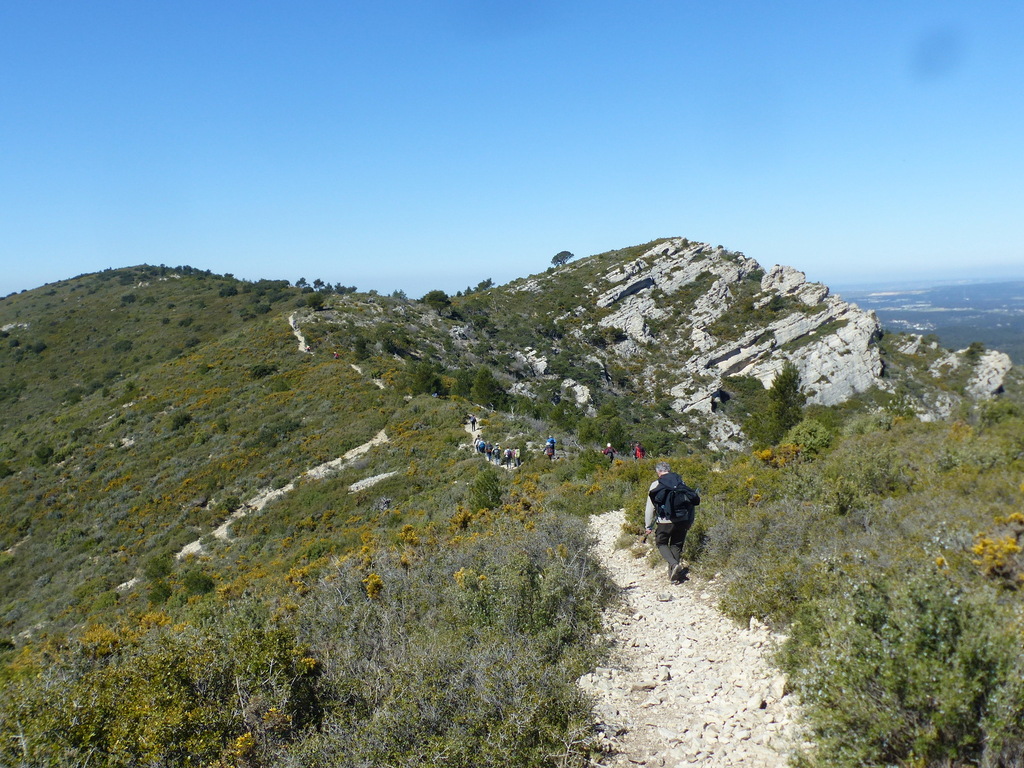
[654,520,691,576]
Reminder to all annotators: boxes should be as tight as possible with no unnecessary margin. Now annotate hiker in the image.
[544,439,555,460]
[602,443,616,463]
[634,442,646,460]
[469,414,477,432]
[492,444,501,465]
[513,447,521,467]
[645,461,700,583]
[485,443,493,461]
[476,438,486,454]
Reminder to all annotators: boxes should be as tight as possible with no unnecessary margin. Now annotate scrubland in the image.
[1,263,1023,767]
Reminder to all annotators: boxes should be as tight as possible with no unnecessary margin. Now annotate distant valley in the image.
[837,279,1024,364]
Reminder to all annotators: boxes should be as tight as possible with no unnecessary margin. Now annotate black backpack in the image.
[652,473,700,523]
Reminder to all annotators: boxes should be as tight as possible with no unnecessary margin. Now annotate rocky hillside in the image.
[1,243,1023,768]
[0,245,1016,637]
[437,238,1011,449]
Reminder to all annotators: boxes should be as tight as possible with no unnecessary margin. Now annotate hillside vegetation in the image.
[1,249,1023,767]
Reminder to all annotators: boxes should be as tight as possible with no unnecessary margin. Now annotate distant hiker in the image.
[493,444,502,465]
[513,447,521,467]
[645,461,701,583]
[544,438,555,461]
[504,447,514,467]
[477,439,486,454]
[333,351,340,359]
[634,442,646,460]
[602,443,617,463]
[485,443,493,461]
[469,414,477,431]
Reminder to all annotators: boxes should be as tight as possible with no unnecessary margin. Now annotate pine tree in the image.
[747,361,806,446]
[470,366,506,409]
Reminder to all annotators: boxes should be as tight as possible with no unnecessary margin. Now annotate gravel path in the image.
[582,509,807,767]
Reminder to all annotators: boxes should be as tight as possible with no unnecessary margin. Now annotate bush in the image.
[0,513,613,768]
[182,569,215,595]
[784,573,1024,767]
[170,411,192,431]
[783,418,832,455]
[467,466,503,511]
[247,364,276,380]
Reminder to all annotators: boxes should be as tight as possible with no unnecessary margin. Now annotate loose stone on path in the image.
[581,509,806,767]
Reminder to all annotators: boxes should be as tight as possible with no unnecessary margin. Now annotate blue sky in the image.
[2,1,1022,298]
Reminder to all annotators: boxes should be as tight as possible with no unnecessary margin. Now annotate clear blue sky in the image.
[2,1,1022,298]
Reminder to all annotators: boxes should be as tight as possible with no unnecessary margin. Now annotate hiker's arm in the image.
[644,483,657,530]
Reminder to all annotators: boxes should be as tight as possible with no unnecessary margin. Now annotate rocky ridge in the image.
[582,508,806,767]
[589,240,884,411]
[512,239,1012,446]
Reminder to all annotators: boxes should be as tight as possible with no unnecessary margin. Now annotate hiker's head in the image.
[655,461,671,476]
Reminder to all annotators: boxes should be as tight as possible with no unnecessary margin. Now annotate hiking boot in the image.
[670,563,685,582]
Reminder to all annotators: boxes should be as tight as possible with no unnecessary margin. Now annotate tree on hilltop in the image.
[421,290,451,313]
[551,251,575,267]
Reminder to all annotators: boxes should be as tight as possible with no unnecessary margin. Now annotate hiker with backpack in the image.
[544,436,556,460]
[645,461,700,583]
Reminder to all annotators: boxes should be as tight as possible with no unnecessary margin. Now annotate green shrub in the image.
[142,553,173,580]
[467,466,503,511]
[182,570,215,596]
[783,418,832,455]
[784,573,1024,767]
[169,411,192,430]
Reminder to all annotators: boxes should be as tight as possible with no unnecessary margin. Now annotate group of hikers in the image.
[466,414,697,584]
[475,439,521,467]
[601,441,647,463]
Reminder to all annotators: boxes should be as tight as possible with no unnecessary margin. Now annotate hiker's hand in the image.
[645,527,652,534]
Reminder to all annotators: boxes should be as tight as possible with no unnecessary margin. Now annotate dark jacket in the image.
[649,472,699,522]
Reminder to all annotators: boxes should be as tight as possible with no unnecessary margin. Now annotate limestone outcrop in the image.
[589,239,885,414]
[966,349,1013,399]
[509,237,1014,442]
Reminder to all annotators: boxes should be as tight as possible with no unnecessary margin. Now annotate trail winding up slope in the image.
[583,509,808,767]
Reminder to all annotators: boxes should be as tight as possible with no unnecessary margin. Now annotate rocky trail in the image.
[583,509,807,767]
[464,418,807,766]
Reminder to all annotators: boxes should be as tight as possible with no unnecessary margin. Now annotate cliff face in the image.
[500,238,1013,446]
[585,238,884,407]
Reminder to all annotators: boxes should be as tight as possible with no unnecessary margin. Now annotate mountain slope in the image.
[1,243,1023,768]
[1,244,1016,637]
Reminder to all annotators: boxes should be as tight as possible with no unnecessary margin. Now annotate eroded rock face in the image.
[512,237,1013,442]
[966,349,1012,399]
[512,347,548,376]
[589,239,885,412]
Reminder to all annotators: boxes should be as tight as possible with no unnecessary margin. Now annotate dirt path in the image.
[168,430,390,564]
[582,509,807,767]
[288,312,311,353]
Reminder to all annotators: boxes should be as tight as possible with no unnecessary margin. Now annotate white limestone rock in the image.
[917,391,960,422]
[759,264,829,306]
[561,378,593,408]
[966,349,1013,399]
[512,347,548,376]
